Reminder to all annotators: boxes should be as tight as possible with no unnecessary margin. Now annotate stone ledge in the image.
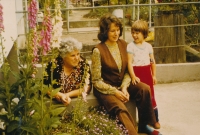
[156,62,200,83]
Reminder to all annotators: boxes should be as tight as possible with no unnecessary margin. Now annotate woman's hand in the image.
[114,89,129,103]
[121,86,130,101]
[59,93,71,106]
[131,76,140,85]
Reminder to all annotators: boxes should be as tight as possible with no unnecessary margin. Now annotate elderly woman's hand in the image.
[59,93,71,106]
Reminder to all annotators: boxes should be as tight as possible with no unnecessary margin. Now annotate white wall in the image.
[0,0,17,67]
[15,0,24,23]
[156,62,200,83]
[15,0,26,49]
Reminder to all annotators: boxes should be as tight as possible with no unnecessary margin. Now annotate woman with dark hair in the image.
[91,14,161,135]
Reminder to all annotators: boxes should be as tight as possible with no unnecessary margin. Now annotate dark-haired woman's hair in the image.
[97,14,123,42]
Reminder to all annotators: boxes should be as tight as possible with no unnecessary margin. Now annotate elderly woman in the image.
[91,14,161,135]
[44,37,91,106]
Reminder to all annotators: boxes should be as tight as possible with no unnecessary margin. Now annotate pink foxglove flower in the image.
[28,0,38,29]
[0,4,4,34]
[28,0,39,66]
[32,29,39,63]
[51,0,63,48]
[31,72,36,78]
[39,7,52,55]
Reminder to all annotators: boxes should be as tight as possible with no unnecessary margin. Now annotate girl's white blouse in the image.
[127,41,153,66]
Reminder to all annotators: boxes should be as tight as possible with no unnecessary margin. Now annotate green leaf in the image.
[51,104,65,109]
[41,84,50,95]
[56,133,71,135]
[51,123,59,128]
[50,119,62,129]
[0,93,6,99]
[10,70,20,80]
[51,107,66,116]
[0,81,5,89]
[46,117,62,128]
[30,112,41,121]
[0,99,8,109]
[0,115,8,122]
[50,87,62,97]
[6,120,19,133]
[10,81,21,93]
[21,126,39,135]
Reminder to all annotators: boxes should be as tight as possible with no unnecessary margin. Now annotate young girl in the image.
[127,20,160,129]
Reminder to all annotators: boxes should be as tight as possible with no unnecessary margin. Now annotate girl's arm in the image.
[127,53,140,84]
[150,53,157,84]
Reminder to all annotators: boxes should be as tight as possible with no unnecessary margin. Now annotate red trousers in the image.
[133,65,157,108]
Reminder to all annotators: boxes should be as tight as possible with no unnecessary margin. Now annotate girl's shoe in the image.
[149,130,162,135]
[154,122,161,129]
[146,125,162,135]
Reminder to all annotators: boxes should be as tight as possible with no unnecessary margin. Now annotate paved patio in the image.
[153,81,200,135]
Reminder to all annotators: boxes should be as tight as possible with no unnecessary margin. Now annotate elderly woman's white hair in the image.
[59,37,82,58]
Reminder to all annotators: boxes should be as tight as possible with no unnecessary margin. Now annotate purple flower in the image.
[39,7,52,55]
[28,0,38,29]
[32,30,39,64]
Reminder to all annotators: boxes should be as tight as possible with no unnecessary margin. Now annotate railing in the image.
[61,2,200,28]
[15,2,200,63]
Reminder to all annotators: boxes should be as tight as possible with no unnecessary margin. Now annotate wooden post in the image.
[154,10,186,64]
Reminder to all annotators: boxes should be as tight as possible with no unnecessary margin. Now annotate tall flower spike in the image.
[0,4,4,34]
[28,0,38,29]
[28,0,39,67]
[0,3,4,65]
[32,29,39,65]
[39,6,52,55]
[51,0,63,48]
[81,60,90,102]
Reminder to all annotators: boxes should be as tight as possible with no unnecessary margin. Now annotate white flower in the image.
[82,91,87,102]
[0,120,5,130]
[0,108,7,114]
[29,110,35,116]
[82,116,86,120]
[51,0,63,48]
[85,73,90,85]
